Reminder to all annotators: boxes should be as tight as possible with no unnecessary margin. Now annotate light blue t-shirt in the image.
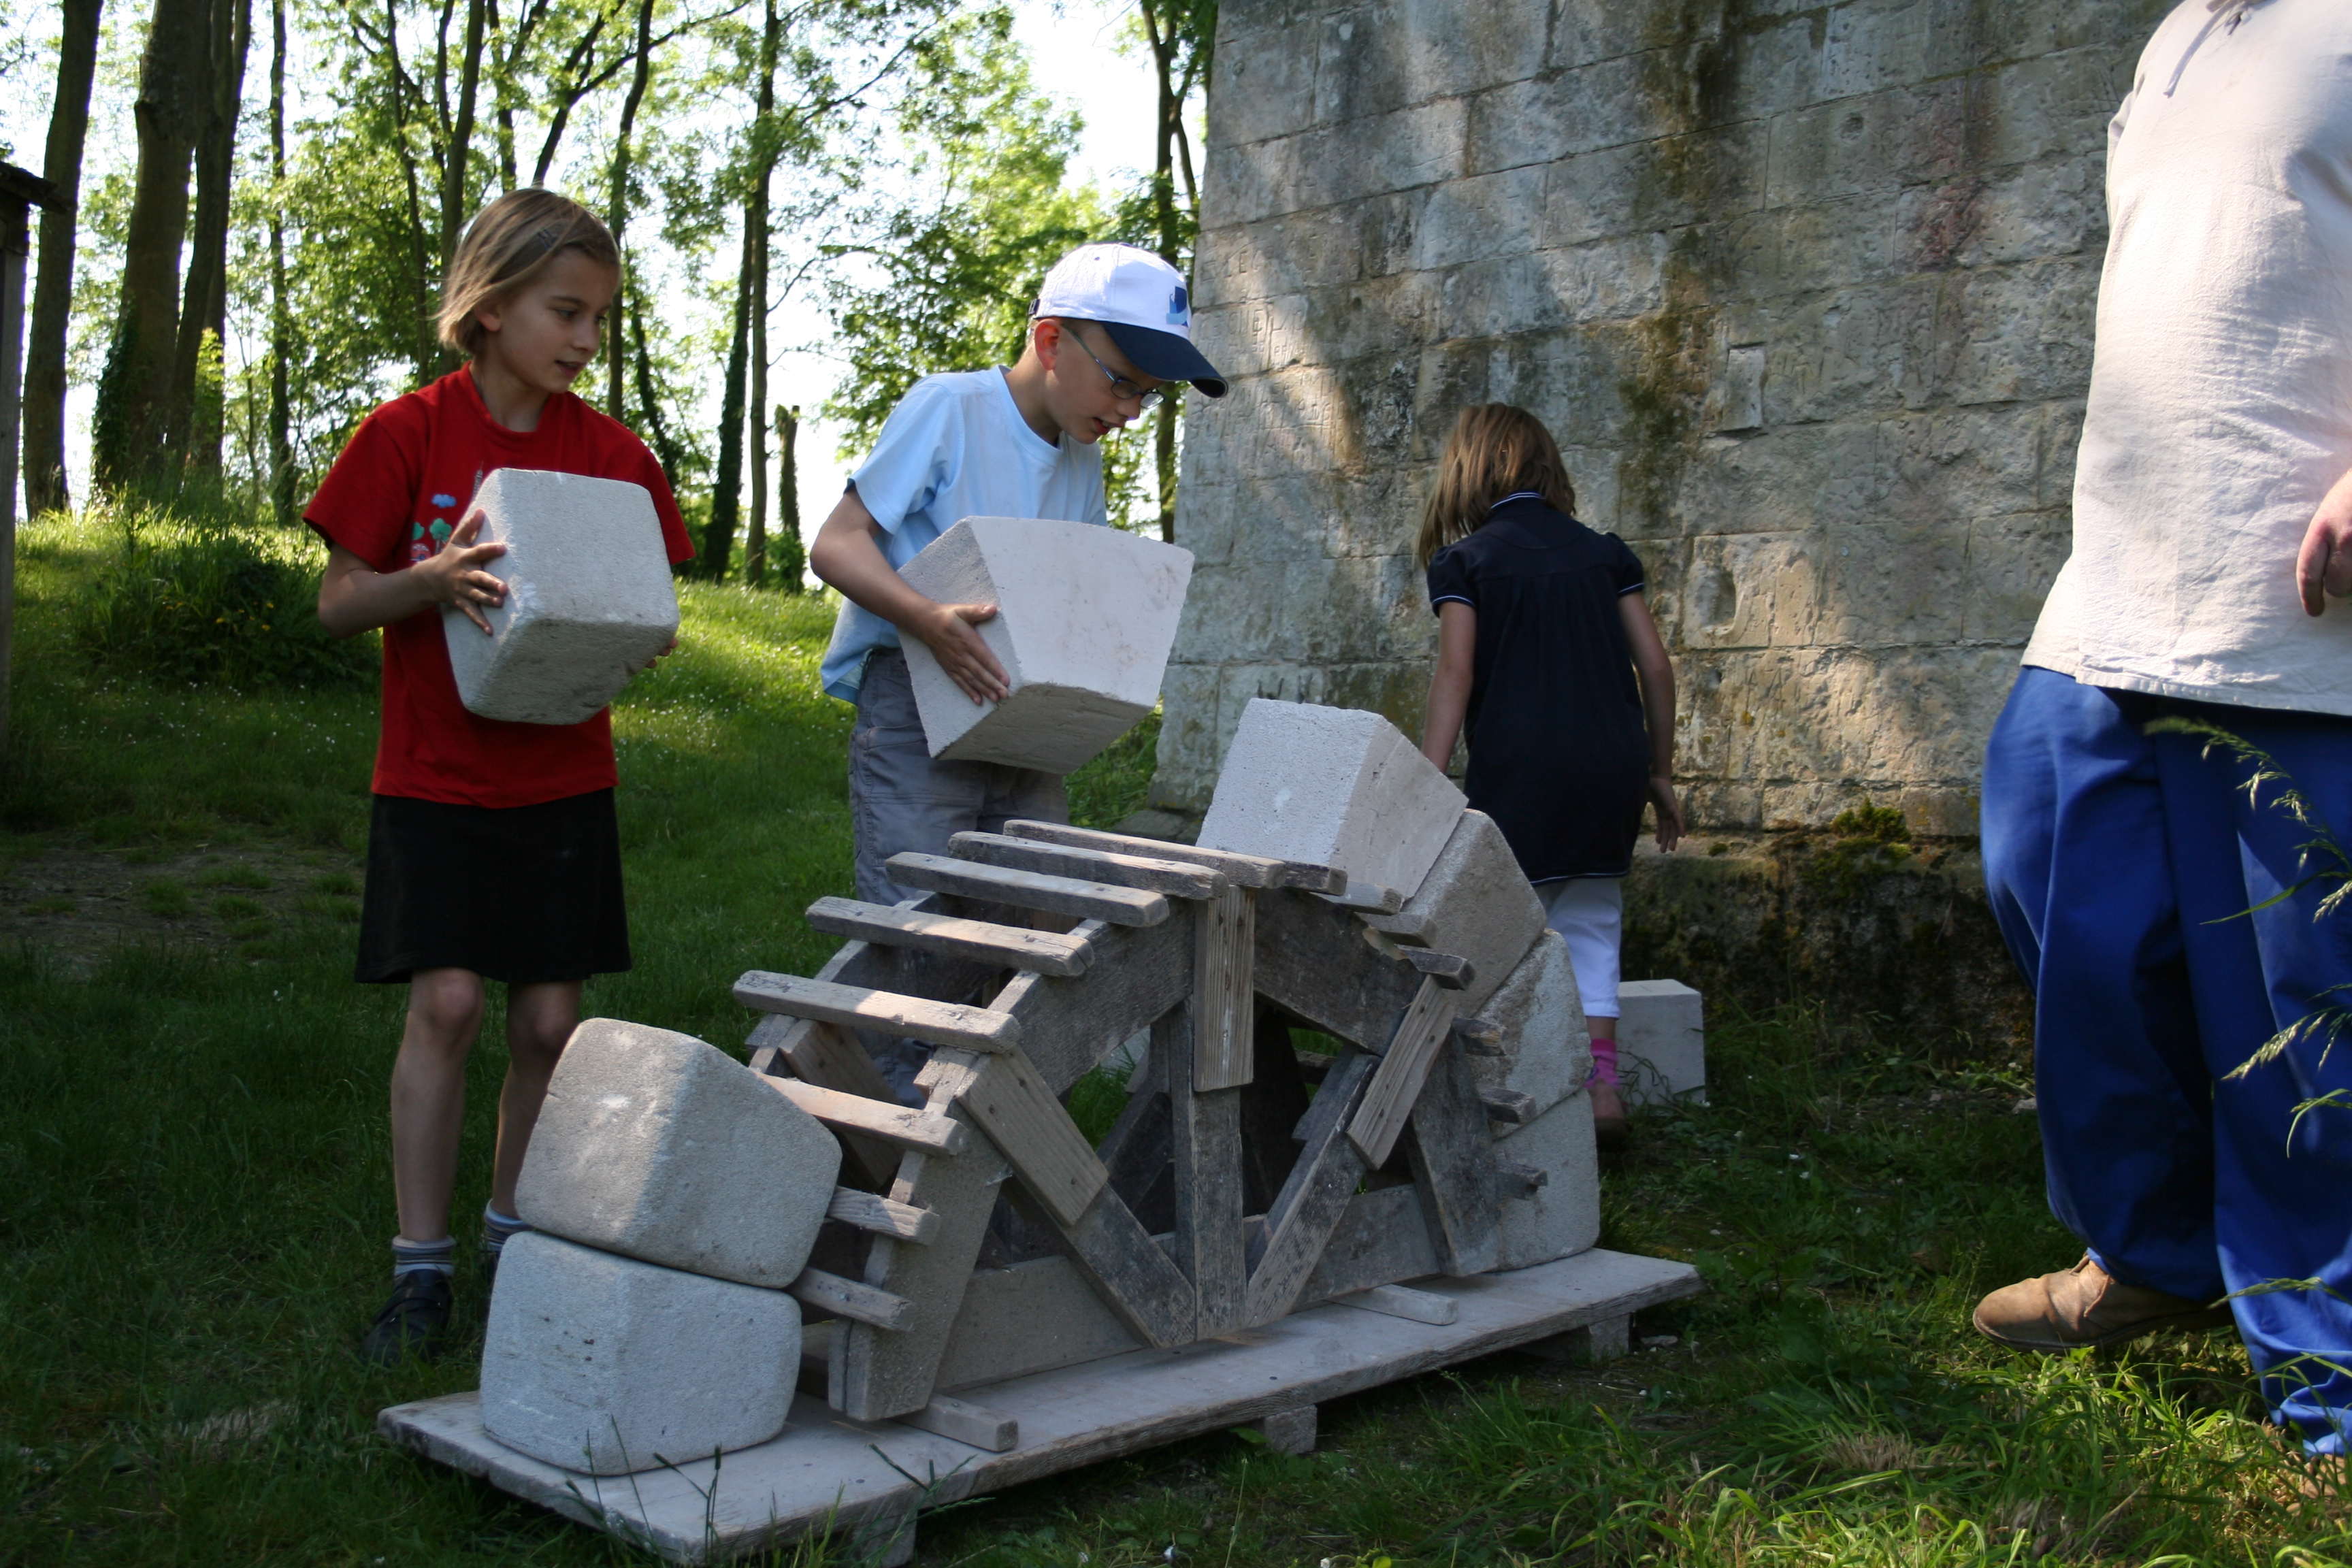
[819,368,1107,701]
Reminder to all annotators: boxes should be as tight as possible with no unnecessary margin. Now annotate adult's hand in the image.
[915,601,1009,704]
[2297,466,2352,616]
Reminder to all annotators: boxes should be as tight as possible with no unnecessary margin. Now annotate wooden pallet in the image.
[380,1247,1701,1565]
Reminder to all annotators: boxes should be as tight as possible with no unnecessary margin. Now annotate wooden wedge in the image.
[735,970,1022,1053]
[804,896,1094,977]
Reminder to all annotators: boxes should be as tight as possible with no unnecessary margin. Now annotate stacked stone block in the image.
[481,1020,838,1473]
[443,468,681,726]
[897,517,1195,773]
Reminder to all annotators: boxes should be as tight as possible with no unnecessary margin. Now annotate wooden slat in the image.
[1400,947,1475,992]
[1252,887,1430,1052]
[832,1058,1004,1421]
[951,1046,1108,1227]
[995,914,1193,1092]
[1244,1048,1376,1326]
[885,852,1169,928]
[1453,1015,1504,1054]
[1480,1089,1536,1126]
[827,1187,943,1245]
[1162,1002,1245,1339]
[1323,881,1407,915]
[1297,1183,1443,1303]
[1002,819,1347,893]
[787,1267,914,1330]
[1494,1160,1548,1200]
[1347,978,1458,1169]
[736,970,1022,1054]
[759,1075,970,1156]
[1049,1179,1198,1349]
[896,1394,1017,1453]
[1401,1034,1502,1276]
[748,1017,904,1188]
[752,895,1004,1017]
[804,896,1093,977]
[1192,886,1255,1090]
[1335,1283,1459,1326]
[949,831,1224,900]
[932,1250,1144,1392]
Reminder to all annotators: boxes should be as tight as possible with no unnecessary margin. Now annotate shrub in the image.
[69,500,377,691]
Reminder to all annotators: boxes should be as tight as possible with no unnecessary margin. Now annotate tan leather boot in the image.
[1972,1255,2234,1351]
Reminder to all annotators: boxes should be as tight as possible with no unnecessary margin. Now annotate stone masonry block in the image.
[1493,1090,1601,1272]
[1618,979,1705,1108]
[481,1232,800,1474]
[1198,698,1466,898]
[898,517,1195,774]
[1471,929,1590,1124]
[443,468,680,725]
[517,1019,840,1288]
[1365,809,1545,1012]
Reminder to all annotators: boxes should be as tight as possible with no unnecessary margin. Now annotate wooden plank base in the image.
[379,1248,1699,1565]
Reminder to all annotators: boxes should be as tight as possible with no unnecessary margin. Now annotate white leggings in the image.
[1537,876,1623,1020]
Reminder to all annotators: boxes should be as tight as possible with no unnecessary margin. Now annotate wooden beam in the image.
[932,1250,1143,1392]
[951,1046,1108,1227]
[787,1267,914,1330]
[885,852,1169,928]
[1453,1016,1504,1054]
[1001,819,1347,893]
[1401,1036,1501,1277]
[1049,1178,1198,1349]
[1162,1002,1245,1339]
[1298,1183,1442,1303]
[948,831,1224,900]
[736,970,1023,1054]
[1335,1284,1458,1326]
[1244,1047,1376,1326]
[1323,881,1406,915]
[1193,887,1255,1090]
[994,913,1193,1092]
[827,1187,942,1245]
[758,1076,970,1156]
[1347,978,1458,1169]
[831,1059,1006,1422]
[1251,888,1429,1052]
[1399,947,1475,992]
[1480,1089,1536,1126]
[804,896,1093,977]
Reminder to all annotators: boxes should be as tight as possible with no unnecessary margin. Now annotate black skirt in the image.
[355,789,632,985]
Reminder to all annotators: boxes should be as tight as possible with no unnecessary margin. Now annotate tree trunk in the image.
[267,0,293,523]
[603,0,655,418]
[1154,400,1177,544]
[22,0,102,517]
[437,0,487,305]
[627,278,684,483]
[705,218,751,583]
[376,0,435,385]
[172,0,252,472]
[93,0,212,495]
[1141,0,1186,544]
[775,403,804,592]
[742,0,776,588]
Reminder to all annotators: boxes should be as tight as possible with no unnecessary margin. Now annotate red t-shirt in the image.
[305,369,696,808]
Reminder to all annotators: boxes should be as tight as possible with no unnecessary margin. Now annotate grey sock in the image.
[480,1205,531,1257]
[392,1236,456,1279]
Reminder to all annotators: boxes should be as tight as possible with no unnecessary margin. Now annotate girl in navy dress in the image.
[1416,405,1683,1145]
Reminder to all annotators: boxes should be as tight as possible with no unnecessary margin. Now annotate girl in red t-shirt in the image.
[306,189,693,1363]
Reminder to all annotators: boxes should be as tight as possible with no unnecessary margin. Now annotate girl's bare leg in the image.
[491,980,581,1215]
[390,967,489,1243]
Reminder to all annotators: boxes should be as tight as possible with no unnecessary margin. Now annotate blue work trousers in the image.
[1983,666,2352,1450]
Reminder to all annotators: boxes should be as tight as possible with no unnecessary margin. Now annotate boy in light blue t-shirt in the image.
[811,244,1230,927]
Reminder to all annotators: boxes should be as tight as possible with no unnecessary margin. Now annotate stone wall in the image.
[1158,0,2162,838]
[1147,0,2168,1041]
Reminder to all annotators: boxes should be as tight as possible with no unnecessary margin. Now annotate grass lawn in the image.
[3,508,2349,1566]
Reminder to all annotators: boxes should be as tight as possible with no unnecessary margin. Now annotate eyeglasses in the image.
[1062,324,1175,414]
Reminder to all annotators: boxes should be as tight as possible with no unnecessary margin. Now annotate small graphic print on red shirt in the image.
[306,369,694,809]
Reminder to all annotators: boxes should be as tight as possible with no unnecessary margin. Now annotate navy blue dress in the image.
[1424,495,1651,881]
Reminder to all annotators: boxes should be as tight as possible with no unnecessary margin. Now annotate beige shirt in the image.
[2027,0,2352,713]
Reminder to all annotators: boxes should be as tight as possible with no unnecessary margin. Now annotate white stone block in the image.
[517,1018,840,1288]
[481,1232,799,1474]
[1364,809,1545,1011]
[1471,930,1590,1124]
[1197,699,1466,896]
[1618,979,1706,1107]
[442,468,680,725]
[1493,1090,1601,1272]
[896,517,1194,772]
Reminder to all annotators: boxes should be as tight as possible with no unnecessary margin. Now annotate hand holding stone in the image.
[417,510,510,634]
[919,600,1010,704]
[2298,466,2352,617]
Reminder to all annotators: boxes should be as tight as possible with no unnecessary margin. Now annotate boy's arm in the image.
[808,487,1009,704]
[1419,600,1475,774]
[316,512,510,639]
[1618,591,1684,851]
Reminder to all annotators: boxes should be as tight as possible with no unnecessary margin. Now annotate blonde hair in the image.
[437,189,621,359]
[1415,404,1578,567]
